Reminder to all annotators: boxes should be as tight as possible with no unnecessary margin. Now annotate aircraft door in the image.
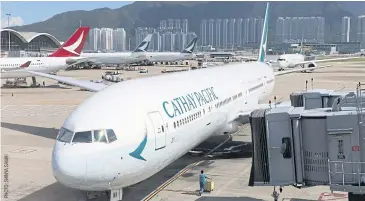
[147,111,167,150]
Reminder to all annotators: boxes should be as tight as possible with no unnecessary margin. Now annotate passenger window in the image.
[72,131,92,143]
[177,121,180,127]
[161,125,164,132]
[174,122,176,128]
[94,130,107,143]
[57,128,74,143]
[106,129,117,143]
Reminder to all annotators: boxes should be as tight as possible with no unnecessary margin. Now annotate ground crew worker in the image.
[199,170,210,196]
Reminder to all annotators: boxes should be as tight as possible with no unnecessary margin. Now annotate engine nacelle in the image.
[65,58,78,65]
[302,62,317,72]
[214,121,239,135]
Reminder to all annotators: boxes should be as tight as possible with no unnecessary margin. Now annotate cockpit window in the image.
[72,131,92,143]
[57,128,74,143]
[106,129,117,143]
[94,130,108,143]
[278,58,286,61]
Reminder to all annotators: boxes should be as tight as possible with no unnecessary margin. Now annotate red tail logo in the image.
[49,26,90,57]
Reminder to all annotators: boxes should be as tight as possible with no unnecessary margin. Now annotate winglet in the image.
[181,37,198,54]
[20,61,31,68]
[49,26,90,57]
[258,2,270,63]
[133,34,153,53]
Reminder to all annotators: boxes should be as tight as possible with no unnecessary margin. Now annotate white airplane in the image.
[276,42,358,72]
[76,34,153,66]
[146,37,198,62]
[0,26,90,79]
[23,3,343,201]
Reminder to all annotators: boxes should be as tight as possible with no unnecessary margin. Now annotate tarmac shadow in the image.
[1,122,59,140]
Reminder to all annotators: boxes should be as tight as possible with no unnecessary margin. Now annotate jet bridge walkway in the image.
[249,82,365,201]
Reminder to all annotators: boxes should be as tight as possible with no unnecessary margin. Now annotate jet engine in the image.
[302,62,317,72]
[65,58,78,65]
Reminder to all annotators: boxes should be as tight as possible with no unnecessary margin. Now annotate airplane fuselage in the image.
[277,53,305,69]
[146,52,194,62]
[80,52,147,65]
[0,57,75,78]
[52,61,275,191]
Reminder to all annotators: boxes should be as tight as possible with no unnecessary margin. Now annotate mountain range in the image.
[9,1,365,45]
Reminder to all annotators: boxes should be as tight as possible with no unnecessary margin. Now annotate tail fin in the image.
[258,2,270,63]
[133,34,153,53]
[299,39,303,55]
[181,37,198,54]
[49,26,90,57]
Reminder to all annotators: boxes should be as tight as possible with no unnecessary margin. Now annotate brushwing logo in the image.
[129,134,147,161]
[134,41,149,52]
[182,38,197,54]
[62,31,85,56]
[184,42,195,53]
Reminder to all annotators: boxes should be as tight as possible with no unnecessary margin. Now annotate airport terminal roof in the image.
[1,28,61,45]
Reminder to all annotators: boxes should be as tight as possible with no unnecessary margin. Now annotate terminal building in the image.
[244,42,362,55]
[1,29,62,57]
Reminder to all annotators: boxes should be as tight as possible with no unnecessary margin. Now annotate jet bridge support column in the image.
[31,76,37,87]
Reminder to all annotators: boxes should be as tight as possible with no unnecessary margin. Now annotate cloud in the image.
[0,9,24,28]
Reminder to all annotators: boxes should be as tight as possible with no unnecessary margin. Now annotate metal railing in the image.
[328,160,365,191]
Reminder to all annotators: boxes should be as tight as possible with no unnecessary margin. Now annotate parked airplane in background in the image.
[75,34,153,66]
[276,41,358,72]
[0,26,90,81]
[23,3,342,201]
[146,37,198,63]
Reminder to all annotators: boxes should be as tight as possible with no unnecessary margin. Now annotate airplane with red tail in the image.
[0,26,90,79]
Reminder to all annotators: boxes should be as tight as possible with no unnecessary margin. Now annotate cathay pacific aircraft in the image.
[146,37,198,62]
[275,40,358,72]
[75,34,153,66]
[25,3,343,201]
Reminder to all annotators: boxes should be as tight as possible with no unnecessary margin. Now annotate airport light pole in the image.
[128,38,131,51]
[6,13,11,51]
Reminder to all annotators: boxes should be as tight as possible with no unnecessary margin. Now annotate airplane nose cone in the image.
[52,142,87,187]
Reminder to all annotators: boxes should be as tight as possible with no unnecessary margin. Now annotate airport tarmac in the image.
[1,61,364,201]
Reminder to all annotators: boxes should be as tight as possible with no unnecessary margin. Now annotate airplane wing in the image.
[26,71,109,92]
[231,101,292,123]
[274,64,332,76]
[65,57,94,66]
[293,56,361,66]
[231,63,335,122]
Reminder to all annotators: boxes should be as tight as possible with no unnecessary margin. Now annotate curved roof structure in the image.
[1,28,61,45]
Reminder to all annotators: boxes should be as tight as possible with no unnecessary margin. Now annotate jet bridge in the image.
[249,83,365,200]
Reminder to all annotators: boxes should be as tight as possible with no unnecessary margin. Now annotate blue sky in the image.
[1,1,132,27]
